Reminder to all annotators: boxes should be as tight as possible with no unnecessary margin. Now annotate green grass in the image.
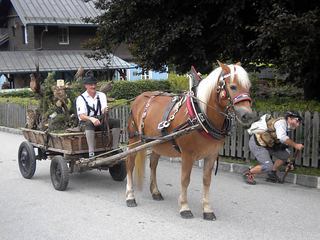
[0,97,39,106]
[291,166,320,177]
[219,157,320,177]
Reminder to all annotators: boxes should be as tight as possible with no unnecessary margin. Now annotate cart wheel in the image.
[50,155,69,191]
[109,160,127,181]
[18,141,36,179]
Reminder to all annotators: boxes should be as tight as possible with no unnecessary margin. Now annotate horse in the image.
[125,61,254,220]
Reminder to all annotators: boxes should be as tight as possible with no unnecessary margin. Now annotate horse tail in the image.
[134,149,146,190]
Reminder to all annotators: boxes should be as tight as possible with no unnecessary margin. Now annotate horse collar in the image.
[186,91,231,140]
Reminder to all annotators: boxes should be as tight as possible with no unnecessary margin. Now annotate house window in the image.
[141,70,150,79]
[133,71,139,76]
[58,26,69,45]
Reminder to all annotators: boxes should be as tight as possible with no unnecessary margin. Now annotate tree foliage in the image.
[247,1,320,100]
[84,0,320,100]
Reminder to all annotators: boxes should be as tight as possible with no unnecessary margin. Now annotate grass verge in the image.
[220,156,320,177]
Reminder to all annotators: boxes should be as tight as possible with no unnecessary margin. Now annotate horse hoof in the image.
[126,199,137,207]
[152,193,164,201]
[203,212,216,221]
[180,210,194,219]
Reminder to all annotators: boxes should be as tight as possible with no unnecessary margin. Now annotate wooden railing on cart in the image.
[0,103,319,168]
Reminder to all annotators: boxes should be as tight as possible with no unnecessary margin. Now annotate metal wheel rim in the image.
[53,164,62,183]
[20,148,30,171]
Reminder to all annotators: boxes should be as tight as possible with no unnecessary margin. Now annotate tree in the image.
[85,0,320,100]
[247,1,320,100]
[84,0,254,73]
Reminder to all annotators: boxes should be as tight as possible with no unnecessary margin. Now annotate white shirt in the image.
[274,119,290,143]
[76,91,107,120]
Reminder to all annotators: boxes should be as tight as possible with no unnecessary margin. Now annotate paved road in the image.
[0,132,319,240]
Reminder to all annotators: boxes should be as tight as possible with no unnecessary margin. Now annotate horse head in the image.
[216,61,254,126]
[197,61,254,127]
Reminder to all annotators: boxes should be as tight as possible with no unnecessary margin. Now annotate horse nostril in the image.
[242,114,248,122]
[241,112,254,123]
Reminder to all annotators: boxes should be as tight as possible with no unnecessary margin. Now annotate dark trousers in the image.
[79,115,120,131]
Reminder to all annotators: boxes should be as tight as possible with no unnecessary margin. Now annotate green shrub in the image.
[252,99,320,112]
[0,97,38,106]
[108,79,170,99]
[0,89,34,98]
[167,73,208,92]
[168,73,189,91]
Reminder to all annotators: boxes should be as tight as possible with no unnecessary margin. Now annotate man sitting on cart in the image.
[76,75,121,159]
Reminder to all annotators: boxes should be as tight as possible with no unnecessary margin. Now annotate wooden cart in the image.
[18,125,199,191]
[18,128,126,191]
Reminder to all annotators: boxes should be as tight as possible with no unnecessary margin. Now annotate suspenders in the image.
[80,94,102,116]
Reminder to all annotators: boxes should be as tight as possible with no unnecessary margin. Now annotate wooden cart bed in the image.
[21,128,112,155]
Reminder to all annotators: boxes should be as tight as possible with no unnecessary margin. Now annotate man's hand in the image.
[102,106,109,113]
[294,143,304,151]
[285,139,304,151]
[90,117,101,126]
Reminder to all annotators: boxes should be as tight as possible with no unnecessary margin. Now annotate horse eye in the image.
[230,85,237,91]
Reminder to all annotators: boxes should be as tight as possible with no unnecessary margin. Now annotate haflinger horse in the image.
[126,61,254,220]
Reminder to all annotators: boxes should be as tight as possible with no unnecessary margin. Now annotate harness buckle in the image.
[158,121,170,130]
[172,96,178,102]
[198,113,205,122]
[169,115,175,121]
[188,117,198,125]
[157,122,164,130]
[158,120,170,130]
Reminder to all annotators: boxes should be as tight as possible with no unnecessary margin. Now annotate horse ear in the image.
[217,60,224,68]
[236,62,241,66]
[217,60,229,73]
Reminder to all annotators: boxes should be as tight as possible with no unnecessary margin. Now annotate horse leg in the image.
[202,154,218,220]
[126,151,137,207]
[178,154,194,219]
[149,151,164,201]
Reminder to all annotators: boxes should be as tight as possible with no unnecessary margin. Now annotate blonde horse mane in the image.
[196,64,251,112]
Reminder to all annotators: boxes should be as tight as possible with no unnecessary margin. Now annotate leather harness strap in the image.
[128,66,251,150]
[128,93,189,153]
[158,96,183,153]
[141,95,155,139]
[187,91,231,140]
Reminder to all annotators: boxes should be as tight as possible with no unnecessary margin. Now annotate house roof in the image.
[0,50,134,74]
[10,0,101,26]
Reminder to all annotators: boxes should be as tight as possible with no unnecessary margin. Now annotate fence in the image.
[0,103,27,128]
[0,102,319,168]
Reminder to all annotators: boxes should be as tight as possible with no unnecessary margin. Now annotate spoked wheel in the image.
[50,155,69,191]
[18,141,36,179]
[109,160,127,181]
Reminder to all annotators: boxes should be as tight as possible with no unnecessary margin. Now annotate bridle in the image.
[187,67,252,140]
[216,70,252,118]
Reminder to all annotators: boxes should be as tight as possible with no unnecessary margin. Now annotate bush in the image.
[0,89,34,98]
[108,79,170,99]
[167,74,189,91]
[0,97,38,106]
[252,98,320,113]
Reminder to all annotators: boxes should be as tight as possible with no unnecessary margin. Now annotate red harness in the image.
[186,92,218,140]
